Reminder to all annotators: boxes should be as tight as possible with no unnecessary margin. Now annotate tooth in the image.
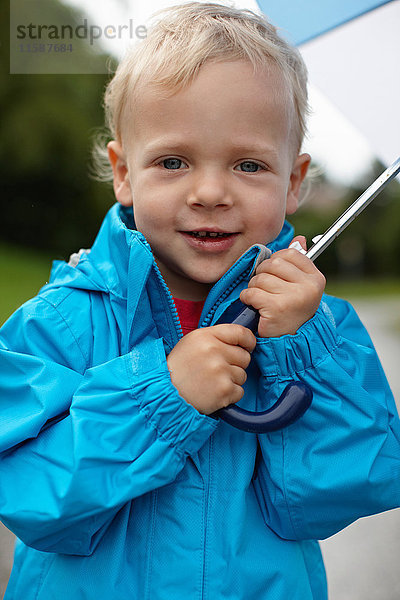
[198,232,207,237]
[209,232,218,237]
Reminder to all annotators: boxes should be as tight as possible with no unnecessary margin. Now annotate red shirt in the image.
[173,297,205,336]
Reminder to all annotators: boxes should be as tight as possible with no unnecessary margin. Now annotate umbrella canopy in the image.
[240,0,400,175]
[298,0,399,174]
[253,0,393,44]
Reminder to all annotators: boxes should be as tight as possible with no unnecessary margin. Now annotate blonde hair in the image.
[93,2,309,181]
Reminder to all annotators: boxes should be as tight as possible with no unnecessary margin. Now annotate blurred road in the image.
[320,296,400,600]
[0,526,13,600]
[1,296,399,599]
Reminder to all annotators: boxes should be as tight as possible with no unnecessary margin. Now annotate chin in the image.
[189,272,222,285]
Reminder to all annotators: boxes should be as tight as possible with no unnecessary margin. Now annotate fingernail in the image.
[289,241,307,255]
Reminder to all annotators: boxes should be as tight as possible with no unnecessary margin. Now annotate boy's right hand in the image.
[167,324,256,415]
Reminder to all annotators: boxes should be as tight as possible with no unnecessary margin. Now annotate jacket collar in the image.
[48,204,294,349]
[50,203,294,296]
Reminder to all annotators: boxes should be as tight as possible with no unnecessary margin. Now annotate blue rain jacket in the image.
[1,204,400,599]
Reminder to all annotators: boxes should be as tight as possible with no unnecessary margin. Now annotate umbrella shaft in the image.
[306,157,400,262]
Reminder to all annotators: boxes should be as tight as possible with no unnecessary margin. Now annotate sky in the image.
[62,0,398,186]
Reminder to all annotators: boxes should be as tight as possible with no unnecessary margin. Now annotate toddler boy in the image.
[1,4,400,599]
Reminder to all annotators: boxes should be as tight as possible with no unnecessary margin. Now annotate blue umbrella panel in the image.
[254,0,394,44]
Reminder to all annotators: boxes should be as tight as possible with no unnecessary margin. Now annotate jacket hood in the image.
[46,203,295,301]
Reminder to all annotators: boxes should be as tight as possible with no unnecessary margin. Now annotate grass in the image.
[325,277,400,301]
[0,243,53,326]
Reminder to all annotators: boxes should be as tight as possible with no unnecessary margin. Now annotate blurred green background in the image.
[1,0,400,326]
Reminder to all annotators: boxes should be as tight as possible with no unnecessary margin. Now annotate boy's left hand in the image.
[239,236,326,338]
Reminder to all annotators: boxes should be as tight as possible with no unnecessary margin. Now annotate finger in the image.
[214,375,245,408]
[257,249,316,277]
[289,235,307,252]
[224,344,252,369]
[240,287,275,313]
[254,255,305,283]
[212,324,257,353]
[224,384,245,407]
[248,271,294,293]
[230,365,247,386]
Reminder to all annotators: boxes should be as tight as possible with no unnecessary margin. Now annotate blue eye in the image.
[238,161,262,173]
[162,158,184,170]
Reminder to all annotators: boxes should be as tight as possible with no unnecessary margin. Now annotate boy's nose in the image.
[186,170,233,209]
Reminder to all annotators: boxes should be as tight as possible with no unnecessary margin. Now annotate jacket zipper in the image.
[150,257,253,338]
[134,234,183,343]
[151,261,183,343]
[202,434,214,600]
[199,265,254,329]
[150,249,257,600]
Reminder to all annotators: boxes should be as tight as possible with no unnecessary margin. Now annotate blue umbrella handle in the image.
[214,303,313,433]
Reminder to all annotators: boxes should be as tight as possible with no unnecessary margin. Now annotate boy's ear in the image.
[286,153,311,215]
[107,141,133,207]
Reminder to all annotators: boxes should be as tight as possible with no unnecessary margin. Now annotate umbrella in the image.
[253,0,400,177]
[249,0,394,44]
[298,0,400,177]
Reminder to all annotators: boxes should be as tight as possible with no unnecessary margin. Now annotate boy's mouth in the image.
[187,231,233,238]
[180,230,239,253]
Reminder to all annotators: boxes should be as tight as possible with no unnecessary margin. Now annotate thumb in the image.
[289,235,307,254]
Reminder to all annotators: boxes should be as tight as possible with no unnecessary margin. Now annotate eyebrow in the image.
[228,142,279,158]
[142,138,279,160]
[142,138,192,157]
